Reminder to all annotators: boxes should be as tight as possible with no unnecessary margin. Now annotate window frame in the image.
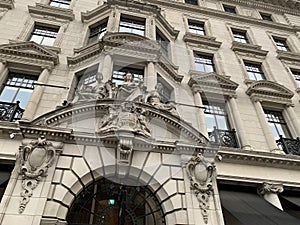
[49,0,71,9]
[87,19,108,44]
[156,29,170,57]
[193,52,215,73]
[223,4,236,14]
[188,20,205,36]
[231,29,248,44]
[290,69,300,87]
[259,12,273,22]
[185,0,198,5]
[244,62,266,81]
[273,37,290,52]
[119,16,145,36]
[29,24,59,46]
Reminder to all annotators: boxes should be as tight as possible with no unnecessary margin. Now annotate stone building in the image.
[0,0,300,224]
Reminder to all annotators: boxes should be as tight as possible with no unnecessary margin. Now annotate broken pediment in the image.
[188,71,238,96]
[246,80,294,103]
[0,41,59,66]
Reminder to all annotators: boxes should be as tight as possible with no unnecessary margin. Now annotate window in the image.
[156,30,170,57]
[203,101,230,133]
[273,37,290,51]
[264,110,291,140]
[0,163,14,202]
[194,53,215,73]
[0,72,37,109]
[88,20,107,44]
[157,75,173,102]
[291,70,300,86]
[185,0,198,5]
[188,21,205,35]
[119,17,145,36]
[244,62,265,81]
[77,65,99,89]
[223,5,236,14]
[232,30,248,43]
[112,66,144,86]
[49,0,71,8]
[29,25,59,46]
[260,12,273,21]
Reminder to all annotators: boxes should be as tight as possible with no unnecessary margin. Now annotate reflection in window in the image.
[156,30,169,57]
[244,62,265,81]
[232,30,248,43]
[157,75,173,102]
[0,73,37,109]
[119,17,145,36]
[273,37,290,51]
[291,70,300,87]
[264,110,291,140]
[188,21,205,35]
[203,101,230,132]
[49,0,71,8]
[112,66,144,86]
[194,53,215,73]
[30,25,59,46]
[88,20,107,44]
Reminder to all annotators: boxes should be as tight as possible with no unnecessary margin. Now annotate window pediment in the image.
[28,3,74,21]
[231,41,268,59]
[188,71,238,96]
[0,41,59,67]
[183,33,222,51]
[246,80,294,104]
[0,0,13,9]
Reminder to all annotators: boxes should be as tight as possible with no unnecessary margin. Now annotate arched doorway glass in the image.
[67,178,166,225]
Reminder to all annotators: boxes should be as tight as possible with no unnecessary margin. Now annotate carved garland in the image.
[186,153,216,224]
[18,136,59,213]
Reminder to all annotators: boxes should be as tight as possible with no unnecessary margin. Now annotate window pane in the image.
[30,35,43,44]
[205,114,216,132]
[14,89,33,108]
[41,37,55,46]
[0,87,17,103]
[216,115,229,130]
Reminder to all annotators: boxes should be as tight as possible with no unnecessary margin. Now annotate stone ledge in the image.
[28,3,74,21]
[183,33,222,50]
[231,41,268,58]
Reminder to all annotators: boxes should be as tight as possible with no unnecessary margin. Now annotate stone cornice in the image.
[156,13,179,40]
[231,41,268,59]
[147,0,300,32]
[183,33,222,51]
[0,0,13,9]
[277,50,300,63]
[28,3,74,21]
[246,80,294,104]
[218,148,300,170]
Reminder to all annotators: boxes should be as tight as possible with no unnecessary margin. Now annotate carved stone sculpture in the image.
[118,138,133,162]
[257,182,284,195]
[186,153,215,224]
[98,102,151,137]
[18,136,57,213]
[145,83,178,116]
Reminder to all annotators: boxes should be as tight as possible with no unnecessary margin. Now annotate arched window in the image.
[67,178,165,225]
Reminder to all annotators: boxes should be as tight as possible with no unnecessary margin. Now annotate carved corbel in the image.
[117,137,133,163]
[257,182,284,195]
[18,136,61,213]
[186,153,216,224]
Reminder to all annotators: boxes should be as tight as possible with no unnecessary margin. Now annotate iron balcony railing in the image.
[0,101,24,122]
[209,127,239,148]
[276,135,300,156]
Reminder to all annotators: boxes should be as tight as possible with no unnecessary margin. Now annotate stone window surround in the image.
[220,2,239,14]
[183,15,211,36]
[41,0,75,9]
[267,31,299,53]
[259,11,274,21]
[280,62,300,93]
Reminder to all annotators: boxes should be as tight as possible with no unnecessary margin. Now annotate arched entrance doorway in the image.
[67,178,166,225]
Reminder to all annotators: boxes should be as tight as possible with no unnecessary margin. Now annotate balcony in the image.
[276,135,300,156]
[0,101,24,122]
[209,127,239,148]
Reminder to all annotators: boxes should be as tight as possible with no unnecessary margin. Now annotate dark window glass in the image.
[185,0,198,5]
[0,164,14,202]
[232,30,248,43]
[203,101,230,132]
[260,12,273,21]
[188,21,205,35]
[223,5,236,14]
[88,20,107,44]
[273,37,290,51]
[244,62,265,81]
[264,110,291,139]
[291,70,300,86]
[49,0,71,8]
[30,25,59,46]
[119,17,145,36]
[112,66,144,86]
[77,65,99,89]
[157,75,173,102]
[156,31,169,57]
[0,73,37,109]
[194,53,215,73]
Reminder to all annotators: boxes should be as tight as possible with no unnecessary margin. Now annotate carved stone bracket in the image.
[18,136,61,213]
[257,182,284,195]
[117,134,134,164]
[186,153,215,224]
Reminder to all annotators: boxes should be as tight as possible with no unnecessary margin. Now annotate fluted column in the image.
[285,105,300,137]
[258,182,284,210]
[252,100,279,151]
[228,96,251,150]
[194,91,208,138]
[101,54,113,81]
[22,68,50,121]
[146,62,156,91]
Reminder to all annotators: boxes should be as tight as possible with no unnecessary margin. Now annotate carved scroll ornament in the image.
[186,153,215,224]
[18,136,57,213]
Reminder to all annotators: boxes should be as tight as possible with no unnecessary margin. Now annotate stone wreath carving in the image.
[18,136,57,213]
[186,153,216,224]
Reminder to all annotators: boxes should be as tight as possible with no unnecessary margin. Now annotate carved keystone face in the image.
[28,146,47,169]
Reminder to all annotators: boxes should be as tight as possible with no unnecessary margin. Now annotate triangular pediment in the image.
[246,80,294,99]
[188,72,238,90]
[0,41,59,65]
